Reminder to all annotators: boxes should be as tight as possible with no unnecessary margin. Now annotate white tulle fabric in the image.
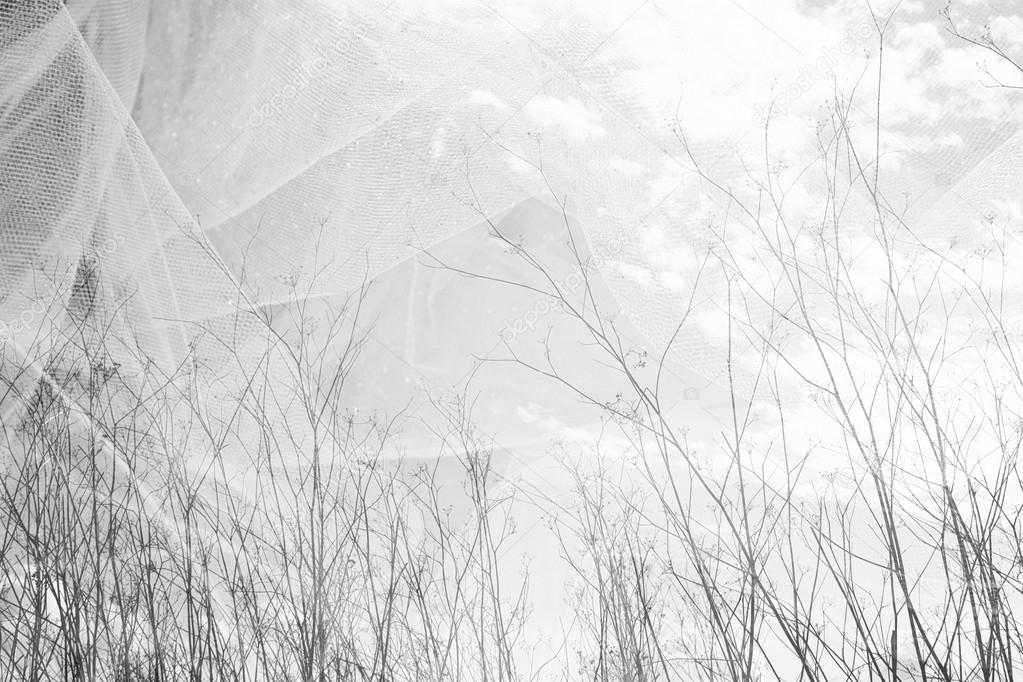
[1,0,1021,463]
[0,0,717,463]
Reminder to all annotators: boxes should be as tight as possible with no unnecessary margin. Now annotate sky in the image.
[287,0,1023,660]
[7,0,1023,673]
[391,0,1021,454]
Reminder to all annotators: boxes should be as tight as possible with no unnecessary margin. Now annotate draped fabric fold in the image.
[3,0,1020,476]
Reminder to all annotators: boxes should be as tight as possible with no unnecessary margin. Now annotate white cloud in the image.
[525,96,606,141]
[609,261,655,287]
[467,89,509,111]
[516,402,543,424]
[990,15,1023,52]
